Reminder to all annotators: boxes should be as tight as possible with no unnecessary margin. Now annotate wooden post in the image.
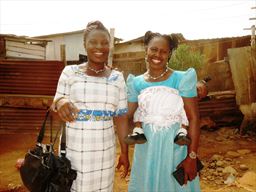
[251,25,255,48]
[243,25,256,48]
[60,44,67,66]
[108,28,115,67]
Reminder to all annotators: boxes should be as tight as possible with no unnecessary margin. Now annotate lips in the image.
[93,52,104,56]
[151,59,161,64]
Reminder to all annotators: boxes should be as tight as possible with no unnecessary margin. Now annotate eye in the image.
[161,50,168,54]
[150,47,158,52]
[102,41,109,46]
[89,40,97,46]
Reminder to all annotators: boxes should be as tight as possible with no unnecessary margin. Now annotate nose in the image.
[95,42,103,49]
[154,50,161,57]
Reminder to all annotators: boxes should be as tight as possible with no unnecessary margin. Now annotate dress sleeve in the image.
[53,66,71,101]
[178,68,197,98]
[114,72,128,116]
[127,74,139,102]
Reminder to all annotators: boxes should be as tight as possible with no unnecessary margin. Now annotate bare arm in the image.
[114,114,130,178]
[179,96,200,184]
[183,97,200,154]
[127,102,138,120]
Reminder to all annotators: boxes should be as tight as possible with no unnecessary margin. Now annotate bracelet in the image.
[188,151,197,159]
[52,97,65,112]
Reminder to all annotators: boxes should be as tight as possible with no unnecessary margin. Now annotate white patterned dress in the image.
[54,65,128,192]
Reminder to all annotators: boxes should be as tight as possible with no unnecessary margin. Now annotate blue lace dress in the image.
[127,68,201,192]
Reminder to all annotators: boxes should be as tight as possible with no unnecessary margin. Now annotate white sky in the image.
[0,0,255,41]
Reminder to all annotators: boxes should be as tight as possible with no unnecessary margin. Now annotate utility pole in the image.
[243,6,256,47]
[244,25,255,47]
[108,28,115,67]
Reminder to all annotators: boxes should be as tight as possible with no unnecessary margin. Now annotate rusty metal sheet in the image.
[0,107,62,134]
[0,60,64,95]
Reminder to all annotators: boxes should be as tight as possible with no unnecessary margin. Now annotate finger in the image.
[64,103,77,122]
[120,167,128,178]
[68,103,79,121]
[189,171,197,181]
[116,161,121,170]
[70,103,80,113]
[184,172,188,185]
[58,108,69,122]
[60,104,73,122]
[121,166,129,178]
[176,162,183,169]
[60,111,70,122]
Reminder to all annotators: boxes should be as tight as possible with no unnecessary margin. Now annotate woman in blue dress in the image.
[127,31,201,192]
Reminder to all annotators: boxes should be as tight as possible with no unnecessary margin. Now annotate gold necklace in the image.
[87,65,106,74]
[147,68,169,80]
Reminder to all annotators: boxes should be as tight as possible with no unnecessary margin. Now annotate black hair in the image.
[144,31,178,51]
[83,20,110,42]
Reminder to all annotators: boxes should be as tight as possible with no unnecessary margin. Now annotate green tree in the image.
[169,44,204,71]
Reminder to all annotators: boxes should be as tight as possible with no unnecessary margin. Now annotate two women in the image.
[54,20,201,191]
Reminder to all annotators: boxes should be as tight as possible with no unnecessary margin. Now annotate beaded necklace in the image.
[146,68,169,80]
[87,65,106,74]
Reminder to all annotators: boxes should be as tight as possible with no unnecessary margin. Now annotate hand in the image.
[196,81,208,100]
[56,98,80,122]
[116,152,130,178]
[177,156,197,185]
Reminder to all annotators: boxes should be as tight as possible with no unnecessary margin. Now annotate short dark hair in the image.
[144,31,178,51]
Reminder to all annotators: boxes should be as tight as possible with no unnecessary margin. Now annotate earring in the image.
[144,56,149,69]
[144,56,148,63]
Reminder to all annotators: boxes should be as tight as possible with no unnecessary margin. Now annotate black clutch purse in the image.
[172,158,204,186]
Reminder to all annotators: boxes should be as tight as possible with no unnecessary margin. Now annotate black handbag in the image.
[20,110,77,192]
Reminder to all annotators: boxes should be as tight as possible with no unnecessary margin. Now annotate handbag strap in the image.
[60,122,67,156]
[37,109,51,143]
[36,109,67,155]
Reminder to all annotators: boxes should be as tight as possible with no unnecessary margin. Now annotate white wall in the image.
[43,32,85,61]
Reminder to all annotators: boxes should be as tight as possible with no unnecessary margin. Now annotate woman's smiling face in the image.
[146,36,171,70]
[84,29,110,64]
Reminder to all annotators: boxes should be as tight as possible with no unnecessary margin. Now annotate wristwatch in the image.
[188,151,197,159]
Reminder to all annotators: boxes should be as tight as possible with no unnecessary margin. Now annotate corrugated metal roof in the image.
[0,60,64,95]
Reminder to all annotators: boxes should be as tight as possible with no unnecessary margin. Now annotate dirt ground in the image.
[0,126,256,192]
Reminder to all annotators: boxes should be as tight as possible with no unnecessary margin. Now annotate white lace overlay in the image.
[134,86,188,132]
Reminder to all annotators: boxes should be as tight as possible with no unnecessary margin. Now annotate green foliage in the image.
[168,44,204,71]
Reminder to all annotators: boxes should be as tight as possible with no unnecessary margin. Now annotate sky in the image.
[0,0,255,41]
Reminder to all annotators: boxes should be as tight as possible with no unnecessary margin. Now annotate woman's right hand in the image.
[56,98,80,122]
[177,156,197,185]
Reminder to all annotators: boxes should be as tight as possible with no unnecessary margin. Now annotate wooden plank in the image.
[6,50,45,60]
[6,46,45,57]
[4,36,49,46]
[6,40,45,51]
[228,47,251,105]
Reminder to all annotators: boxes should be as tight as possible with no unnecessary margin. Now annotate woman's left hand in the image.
[116,152,130,178]
[177,156,197,185]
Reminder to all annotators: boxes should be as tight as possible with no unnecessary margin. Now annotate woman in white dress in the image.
[52,21,129,192]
